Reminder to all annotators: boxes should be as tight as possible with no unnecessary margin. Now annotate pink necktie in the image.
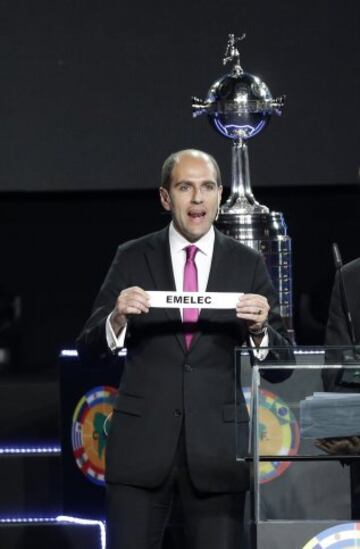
[183,245,199,349]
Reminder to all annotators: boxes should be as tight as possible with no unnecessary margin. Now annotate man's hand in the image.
[110,286,150,336]
[315,437,360,456]
[236,293,269,344]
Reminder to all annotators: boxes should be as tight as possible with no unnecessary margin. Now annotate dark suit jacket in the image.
[326,258,360,347]
[323,257,360,391]
[77,226,290,493]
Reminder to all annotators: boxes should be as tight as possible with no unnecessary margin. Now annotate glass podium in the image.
[235,346,360,548]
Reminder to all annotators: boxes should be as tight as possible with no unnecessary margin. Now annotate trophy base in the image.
[221,196,269,215]
[216,210,294,341]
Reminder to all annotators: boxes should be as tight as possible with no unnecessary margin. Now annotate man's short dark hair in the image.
[160,149,222,190]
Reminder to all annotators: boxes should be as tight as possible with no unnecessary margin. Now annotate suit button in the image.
[173,409,182,417]
[184,364,192,372]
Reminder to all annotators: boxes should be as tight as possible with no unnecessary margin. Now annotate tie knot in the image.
[185,245,198,263]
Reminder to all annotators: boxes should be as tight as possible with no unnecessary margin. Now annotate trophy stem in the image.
[221,139,268,214]
[232,138,252,202]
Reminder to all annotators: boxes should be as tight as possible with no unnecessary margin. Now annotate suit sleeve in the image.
[323,272,352,391]
[325,272,352,347]
[251,254,289,346]
[76,246,130,363]
[249,255,293,381]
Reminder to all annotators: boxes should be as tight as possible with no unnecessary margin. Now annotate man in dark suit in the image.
[319,258,360,518]
[77,149,290,549]
[322,257,360,393]
[325,257,360,352]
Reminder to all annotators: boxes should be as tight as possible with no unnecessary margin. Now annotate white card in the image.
[147,291,243,309]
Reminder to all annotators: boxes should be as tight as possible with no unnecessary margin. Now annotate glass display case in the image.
[235,346,360,548]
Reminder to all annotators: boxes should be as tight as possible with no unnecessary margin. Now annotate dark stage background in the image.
[0,0,358,192]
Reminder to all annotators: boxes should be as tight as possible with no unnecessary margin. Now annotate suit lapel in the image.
[201,229,229,318]
[205,229,229,292]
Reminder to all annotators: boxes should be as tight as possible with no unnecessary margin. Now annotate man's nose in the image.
[191,187,203,203]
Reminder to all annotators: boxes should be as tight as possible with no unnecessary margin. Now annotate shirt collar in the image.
[169,222,215,256]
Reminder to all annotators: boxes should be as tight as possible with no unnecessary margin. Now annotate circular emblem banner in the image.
[303,522,360,548]
[243,387,300,484]
[71,385,117,486]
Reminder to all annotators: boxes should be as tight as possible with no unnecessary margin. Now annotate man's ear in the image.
[159,187,171,211]
[215,185,223,221]
[218,185,223,205]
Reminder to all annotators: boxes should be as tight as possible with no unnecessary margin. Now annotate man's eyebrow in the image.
[173,180,217,186]
[173,180,193,186]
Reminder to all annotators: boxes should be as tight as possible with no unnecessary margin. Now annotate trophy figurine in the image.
[192,34,294,338]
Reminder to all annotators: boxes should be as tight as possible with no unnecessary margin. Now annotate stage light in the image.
[0,445,61,455]
[0,515,106,549]
[60,349,78,357]
[0,517,56,523]
[57,515,106,549]
[60,347,127,357]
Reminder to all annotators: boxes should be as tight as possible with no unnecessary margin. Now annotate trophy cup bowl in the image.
[193,72,284,141]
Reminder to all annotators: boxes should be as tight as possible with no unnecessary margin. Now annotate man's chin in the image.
[174,218,213,241]
[185,227,210,242]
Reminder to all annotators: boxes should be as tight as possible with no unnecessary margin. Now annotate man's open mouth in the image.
[188,210,206,219]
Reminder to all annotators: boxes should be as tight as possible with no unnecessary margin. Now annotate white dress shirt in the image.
[106,222,268,355]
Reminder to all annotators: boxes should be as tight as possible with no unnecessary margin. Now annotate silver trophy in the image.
[192,34,293,338]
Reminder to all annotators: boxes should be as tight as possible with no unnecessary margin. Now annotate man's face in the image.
[160,153,223,242]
